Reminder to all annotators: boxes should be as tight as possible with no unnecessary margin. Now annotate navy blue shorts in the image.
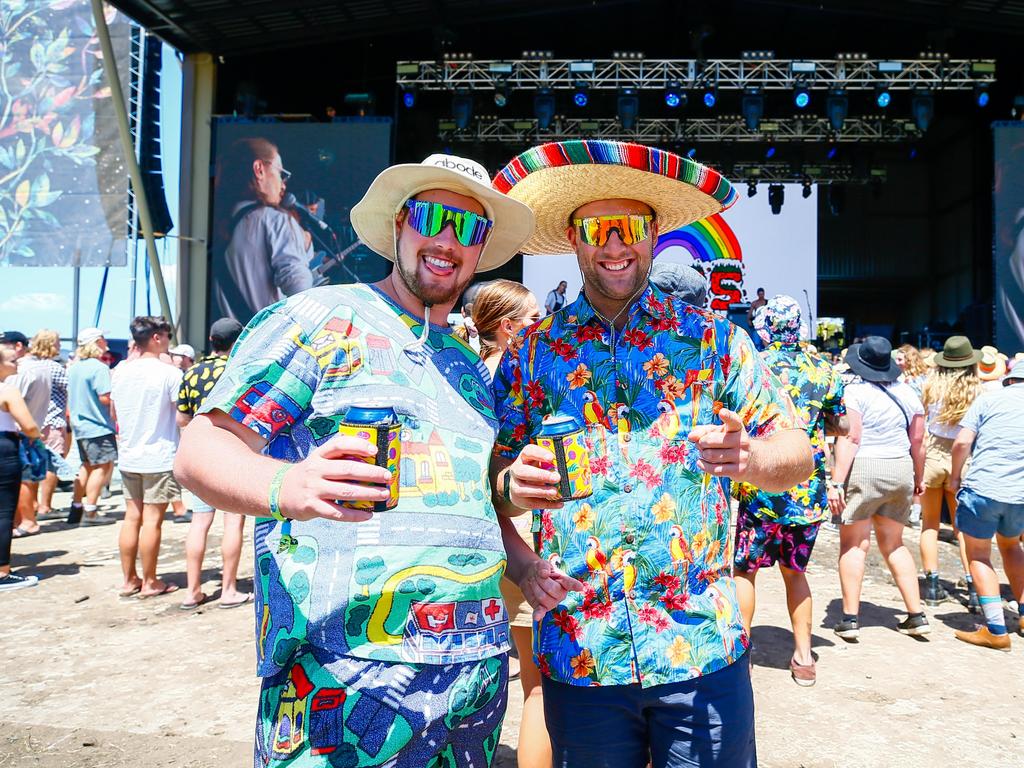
[956,487,1024,539]
[542,653,755,768]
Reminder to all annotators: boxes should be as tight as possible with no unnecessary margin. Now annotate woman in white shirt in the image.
[919,336,982,608]
[828,337,930,640]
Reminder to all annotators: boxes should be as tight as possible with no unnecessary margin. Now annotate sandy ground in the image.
[1,488,1022,768]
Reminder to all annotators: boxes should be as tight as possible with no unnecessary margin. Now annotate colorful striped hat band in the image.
[493,140,737,255]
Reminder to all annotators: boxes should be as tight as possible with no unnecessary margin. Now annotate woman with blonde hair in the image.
[466,279,549,768]
[27,330,70,521]
[896,344,930,399]
[919,336,983,608]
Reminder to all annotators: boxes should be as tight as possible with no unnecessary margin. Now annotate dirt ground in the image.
[1,488,1021,768]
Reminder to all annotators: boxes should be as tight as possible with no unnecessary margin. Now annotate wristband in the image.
[501,468,514,504]
[268,465,290,521]
[827,479,844,490]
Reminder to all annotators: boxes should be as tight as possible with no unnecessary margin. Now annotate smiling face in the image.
[393,188,486,308]
[567,198,656,311]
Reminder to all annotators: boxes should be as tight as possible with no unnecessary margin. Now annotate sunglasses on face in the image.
[403,199,493,247]
[572,214,654,247]
[263,161,291,182]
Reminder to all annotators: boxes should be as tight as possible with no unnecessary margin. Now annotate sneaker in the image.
[0,573,40,592]
[967,583,981,614]
[955,625,1011,652]
[897,614,931,636]
[81,514,114,526]
[66,503,84,526]
[834,618,859,641]
[789,657,817,687]
[921,576,948,606]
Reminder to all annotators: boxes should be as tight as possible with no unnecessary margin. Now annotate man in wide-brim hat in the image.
[489,140,813,767]
[176,153,583,767]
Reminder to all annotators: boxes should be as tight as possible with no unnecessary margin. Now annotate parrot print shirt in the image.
[735,342,846,526]
[493,283,800,688]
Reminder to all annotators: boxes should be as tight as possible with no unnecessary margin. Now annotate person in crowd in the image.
[25,330,69,521]
[649,261,708,307]
[746,286,767,322]
[176,318,251,610]
[949,366,1024,650]
[211,137,314,324]
[0,346,42,591]
[175,154,576,767]
[896,343,930,399]
[0,330,52,538]
[544,279,568,315]
[110,316,183,599]
[977,345,1007,391]
[169,344,196,371]
[463,279,549,768]
[830,336,930,640]
[490,139,811,767]
[67,328,118,527]
[733,295,847,687]
[918,336,982,609]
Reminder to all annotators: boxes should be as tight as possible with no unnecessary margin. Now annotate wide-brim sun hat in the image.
[933,335,983,368]
[847,337,902,382]
[978,349,1007,381]
[350,154,535,272]
[492,140,737,254]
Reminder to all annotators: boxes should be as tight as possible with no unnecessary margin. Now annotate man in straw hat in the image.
[949,365,1024,651]
[176,154,582,766]
[489,140,813,766]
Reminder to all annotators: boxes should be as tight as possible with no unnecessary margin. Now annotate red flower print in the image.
[576,325,604,344]
[660,590,689,612]
[652,612,670,632]
[637,605,661,625]
[537,653,551,677]
[526,380,546,408]
[630,459,661,489]
[658,442,688,464]
[551,338,576,362]
[720,353,732,380]
[653,572,681,592]
[511,423,528,444]
[541,513,555,543]
[622,328,654,352]
[651,316,679,333]
[590,455,610,476]
[552,609,582,640]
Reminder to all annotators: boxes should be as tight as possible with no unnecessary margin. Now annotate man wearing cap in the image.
[949,366,1024,650]
[67,328,117,526]
[489,140,812,766]
[175,318,252,610]
[649,262,707,307]
[176,154,580,766]
[169,343,196,372]
[733,295,847,687]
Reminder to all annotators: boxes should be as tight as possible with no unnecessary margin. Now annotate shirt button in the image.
[622,433,631,443]
[624,532,635,544]
[624,483,633,493]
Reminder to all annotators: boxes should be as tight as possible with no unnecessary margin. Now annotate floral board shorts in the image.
[254,647,508,768]
[733,507,821,574]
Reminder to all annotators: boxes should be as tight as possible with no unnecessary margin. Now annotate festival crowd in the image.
[2,140,1022,768]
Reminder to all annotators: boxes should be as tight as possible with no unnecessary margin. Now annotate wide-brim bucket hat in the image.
[351,154,535,272]
[492,140,737,255]
[847,337,902,382]
[933,335,983,368]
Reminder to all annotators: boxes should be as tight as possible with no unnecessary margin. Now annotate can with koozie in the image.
[337,405,401,511]
[534,415,593,501]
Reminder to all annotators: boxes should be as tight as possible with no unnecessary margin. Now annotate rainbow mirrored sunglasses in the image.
[572,214,654,247]
[402,199,494,247]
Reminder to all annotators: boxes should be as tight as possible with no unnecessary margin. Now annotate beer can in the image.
[338,405,401,512]
[534,415,593,501]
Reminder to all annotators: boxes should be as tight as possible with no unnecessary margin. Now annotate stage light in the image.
[826,89,848,132]
[493,83,509,108]
[742,87,764,131]
[802,178,812,198]
[747,181,757,197]
[686,147,697,158]
[401,87,416,109]
[574,89,589,107]
[828,185,845,216]
[765,144,776,159]
[664,82,686,108]
[912,90,934,132]
[975,84,990,108]
[768,183,785,215]
[793,85,810,109]
[534,88,556,130]
[875,86,891,109]
[703,87,717,109]
[617,88,639,129]
[452,91,473,130]
[826,146,838,160]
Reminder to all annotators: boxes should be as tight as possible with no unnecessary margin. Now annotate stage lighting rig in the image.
[747,181,757,197]
[975,83,990,108]
[793,84,810,109]
[617,88,639,129]
[401,86,416,108]
[802,178,812,198]
[875,86,891,108]
[826,89,848,132]
[664,82,686,108]
[573,84,589,107]
[703,86,718,109]
[742,87,765,131]
[613,51,645,60]
[534,88,556,129]
[452,90,473,129]
[768,183,785,215]
[912,90,934,131]
[493,83,509,108]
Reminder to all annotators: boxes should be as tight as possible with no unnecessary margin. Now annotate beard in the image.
[394,242,475,309]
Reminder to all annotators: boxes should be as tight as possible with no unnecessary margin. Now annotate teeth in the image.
[603,260,629,272]
[425,256,454,269]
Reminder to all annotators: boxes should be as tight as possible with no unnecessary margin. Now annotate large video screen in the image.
[994,122,1024,355]
[209,119,392,324]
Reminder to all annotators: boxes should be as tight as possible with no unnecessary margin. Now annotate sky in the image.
[0,41,182,344]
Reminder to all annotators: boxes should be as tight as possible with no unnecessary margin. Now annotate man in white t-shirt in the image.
[110,316,183,599]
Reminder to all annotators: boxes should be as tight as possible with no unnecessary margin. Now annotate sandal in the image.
[219,593,254,609]
[12,526,39,538]
[180,593,212,611]
[137,583,180,599]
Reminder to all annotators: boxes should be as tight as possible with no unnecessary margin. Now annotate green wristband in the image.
[268,465,290,521]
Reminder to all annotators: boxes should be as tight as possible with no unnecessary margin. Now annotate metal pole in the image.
[72,249,81,348]
[90,0,176,341]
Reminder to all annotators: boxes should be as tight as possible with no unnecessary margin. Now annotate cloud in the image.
[0,292,67,313]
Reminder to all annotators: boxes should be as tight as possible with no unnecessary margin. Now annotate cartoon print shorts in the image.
[732,508,821,574]
[254,647,508,768]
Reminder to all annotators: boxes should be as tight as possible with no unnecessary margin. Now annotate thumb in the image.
[718,408,745,432]
[553,571,587,593]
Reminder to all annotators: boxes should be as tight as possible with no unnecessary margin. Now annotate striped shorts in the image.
[842,455,914,524]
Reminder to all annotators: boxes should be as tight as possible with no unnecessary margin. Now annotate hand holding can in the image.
[533,416,593,501]
[337,405,402,512]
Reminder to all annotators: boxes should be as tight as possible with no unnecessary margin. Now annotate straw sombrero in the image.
[492,140,737,255]
[351,154,535,272]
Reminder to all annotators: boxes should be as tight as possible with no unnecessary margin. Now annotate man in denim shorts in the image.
[950,366,1024,651]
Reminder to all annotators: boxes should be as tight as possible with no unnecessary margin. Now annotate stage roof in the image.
[110,0,1024,57]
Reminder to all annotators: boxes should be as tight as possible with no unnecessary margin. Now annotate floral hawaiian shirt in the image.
[493,283,800,688]
[735,342,845,527]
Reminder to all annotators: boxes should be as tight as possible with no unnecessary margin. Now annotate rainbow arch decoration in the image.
[654,213,746,312]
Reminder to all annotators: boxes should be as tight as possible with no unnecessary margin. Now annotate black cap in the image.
[0,331,29,346]
[209,318,243,350]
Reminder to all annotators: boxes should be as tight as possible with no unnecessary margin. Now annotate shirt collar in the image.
[566,281,670,328]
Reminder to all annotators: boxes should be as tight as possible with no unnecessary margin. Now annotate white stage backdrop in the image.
[523,183,818,334]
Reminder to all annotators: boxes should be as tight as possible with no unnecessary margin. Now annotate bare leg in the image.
[734,569,757,634]
[119,497,143,593]
[919,486,943,573]
[171,499,187,519]
[219,511,248,602]
[511,624,551,768]
[995,534,1024,606]
[84,463,111,506]
[946,489,971,576]
[184,511,214,604]
[838,519,872,616]
[780,565,813,666]
[73,465,86,505]
[16,482,39,533]
[964,534,998,598]
[873,515,923,614]
[38,471,58,513]
[138,502,169,595]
